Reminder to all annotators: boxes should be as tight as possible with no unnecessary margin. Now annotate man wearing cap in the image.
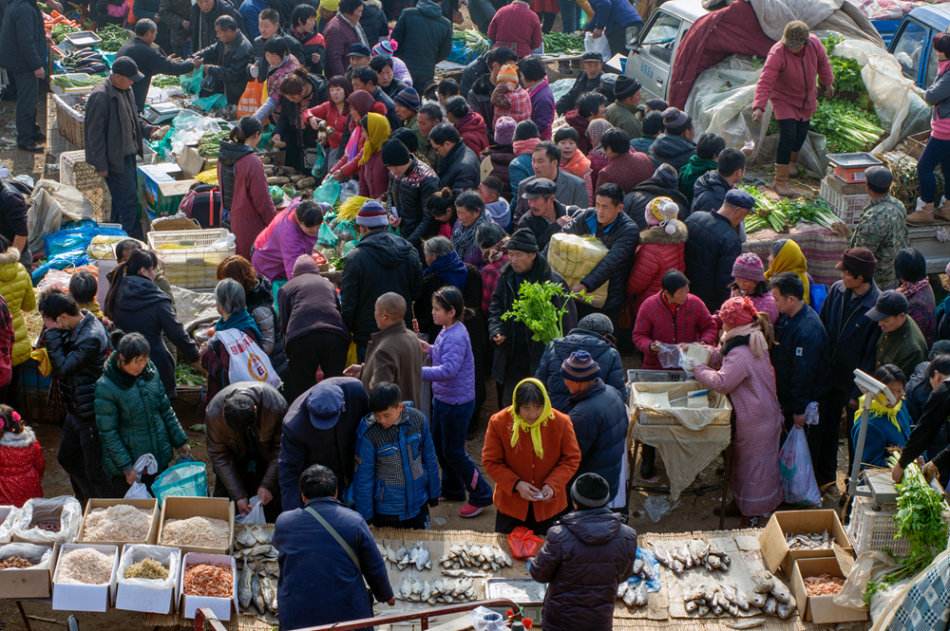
[84,56,160,239]
[650,107,696,172]
[515,143,589,222]
[684,189,753,311]
[529,472,637,631]
[345,43,371,76]
[382,139,440,247]
[278,377,369,509]
[817,247,881,490]
[119,19,197,112]
[489,228,577,406]
[605,76,643,139]
[195,14,254,105]
[486,0,541,58]
[391,0,453,91]
[0,0,48,152]
[869,290,928,378]
[341,202,422,357]
[205,382,287,521]
[556,53,604,115]
[850,165,909,290]
[324,0,368,77]
[517,177,569,252]
[559,351,627,502]
[563,182,639,320]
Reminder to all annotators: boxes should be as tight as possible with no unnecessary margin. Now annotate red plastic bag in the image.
[507,526,544,560]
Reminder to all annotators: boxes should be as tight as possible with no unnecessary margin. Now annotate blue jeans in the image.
[106,155,143,239]
[431,398,493,506]
[558,0,578,33]
[917,136,950,204]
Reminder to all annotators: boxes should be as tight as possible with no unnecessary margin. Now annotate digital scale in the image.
[143,102,181,125]
[853,469,899,509]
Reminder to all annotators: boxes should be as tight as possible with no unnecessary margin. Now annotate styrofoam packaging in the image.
[52,543,119,613]
[179,552,238,621]
[115,544,181,614]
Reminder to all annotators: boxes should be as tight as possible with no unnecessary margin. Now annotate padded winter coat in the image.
[753,35,833,121]
[632,292,717,370]
[0,248,35,366]
[562,208,639,314]
[0,427,44,507]
[626,220,687,317]
[535,328,625,412]
[43,311,110,421]
[564,380,628,500]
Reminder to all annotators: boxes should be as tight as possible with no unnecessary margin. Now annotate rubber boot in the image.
[788,151,800,177]
[936,196,950,222]
[906,198,936,225]
[772,164,793,197]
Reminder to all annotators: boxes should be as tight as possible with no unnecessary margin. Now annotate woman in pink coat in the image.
[752,21,833,196]
[694,297,784,525]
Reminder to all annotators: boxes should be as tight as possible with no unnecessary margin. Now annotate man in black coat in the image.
[692,147,746,214]
[382,140,440,248]
[0,180,31,266]
[430,123,481,193]
[0,0,47,152]
[562,182,639,321]
[191,0,242,52]
[623,163,688,230]
[555,52,603,115]
[683,189,753,312]
[278,377,369,510]
[118,19,197,112]
[196,15,254,105]
[391,0,452,90]
[38,290,110,505]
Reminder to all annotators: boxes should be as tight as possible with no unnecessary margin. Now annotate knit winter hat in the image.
[577,313,614,336]
[319,0,339,11]
[496,63,519,85]
[391,127,419,153]
[381,139,411,166]
[561,350,600,382]
[394,87,421,112]
[494,116,517,146]
[732,252,766,283]
[571,472,611,509]
[514,120,539,141]
[661,107,690,132]
[613,75,641,101]
[372,39,397,57]
[356,200,390,228]
[645,196,679,234]
[506,228,539,253]
[719,296,759,328]
[836,247,877,283]
[653,163,679,190]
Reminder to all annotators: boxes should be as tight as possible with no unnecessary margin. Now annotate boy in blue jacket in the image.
[352,382,440,528]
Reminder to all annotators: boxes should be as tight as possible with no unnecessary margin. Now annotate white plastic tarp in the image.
[750,0,843,41]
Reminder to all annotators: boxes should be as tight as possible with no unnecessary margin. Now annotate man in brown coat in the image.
[205,382,287,521]
[345,292,424,408]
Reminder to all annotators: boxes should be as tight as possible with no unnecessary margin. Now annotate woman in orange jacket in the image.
[482,378,581,534]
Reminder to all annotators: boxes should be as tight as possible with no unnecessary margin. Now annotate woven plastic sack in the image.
[547,233,608,307]
[151,460,208,504]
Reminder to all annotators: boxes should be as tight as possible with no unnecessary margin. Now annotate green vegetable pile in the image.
[152,74,180,89]
[452,28,490,56]
[198,130,230,157]
[175,363,205,387]
[740,185,843,233]
[865,453,949,605]
[97,24,130,52]
[51,23,79,43]
[543,32,584,54]
[501,281,587,345]
[52,73,99,89]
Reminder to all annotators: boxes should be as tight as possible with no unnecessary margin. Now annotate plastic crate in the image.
[53,93,85,147]
[820,175,869,226]
[847,497,910,557]
[147,228,234,290]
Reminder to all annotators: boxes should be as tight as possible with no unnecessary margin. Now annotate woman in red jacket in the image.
[627,196,687,319]
[218,117,278,259]
[752,21,833,196]
[304,76,351,165]
[0,405,44,507]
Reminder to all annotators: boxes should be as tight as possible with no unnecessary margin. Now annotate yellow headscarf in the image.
[765,239,811,304]
[510,378,554,460]
[853,393,904,434]
[359,112,391,166]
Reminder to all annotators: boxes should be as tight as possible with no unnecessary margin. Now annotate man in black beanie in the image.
[530,472,637,630]
[382,139,440,249]
[605,75,643,138]
[488,228,576,406]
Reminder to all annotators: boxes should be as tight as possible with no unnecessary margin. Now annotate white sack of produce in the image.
[749,0,840,40]
[547,233,608,308]
[11,497,83,544]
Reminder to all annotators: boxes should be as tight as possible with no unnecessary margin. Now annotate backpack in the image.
[178,183,225,228]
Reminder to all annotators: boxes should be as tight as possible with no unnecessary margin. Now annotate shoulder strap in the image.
[305,505,362,572]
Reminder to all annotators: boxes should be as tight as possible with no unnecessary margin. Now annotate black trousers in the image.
[373,505,429,529]
[816,387,850,488]
[284,330,348,404]
[57,414,107,505]
[776,118,810,165]
[13,72,39,147]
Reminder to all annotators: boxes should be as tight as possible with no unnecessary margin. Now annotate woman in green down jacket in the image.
[94,331,192,497]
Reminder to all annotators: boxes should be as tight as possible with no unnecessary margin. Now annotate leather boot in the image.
[772,164,793,197]
[788,151,800,177]
[906,199,935,225]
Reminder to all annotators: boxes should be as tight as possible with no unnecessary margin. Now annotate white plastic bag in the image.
[212,328,282,388]
[471,606,507,631]
[11,496,83,544]
[235,497,266,526]
[0,506,19,544]
[125,454,159,500]
[0,542,53,569]
[778,426,822,507]
[583,32,611,61]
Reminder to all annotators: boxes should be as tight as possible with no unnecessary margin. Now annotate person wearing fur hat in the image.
[694,296,784,524]
[626,196,688,319]
[728,253,778,324]
[605,76,643,139]
[529,473,637,631]
[491,63,533,127]
[0,405,44,506]
[752,20,834,196]
[622,162,689,230]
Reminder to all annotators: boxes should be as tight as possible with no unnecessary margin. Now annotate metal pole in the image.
[847,398,873,499]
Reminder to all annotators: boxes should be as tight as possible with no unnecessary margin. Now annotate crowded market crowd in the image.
[1,0,950,627]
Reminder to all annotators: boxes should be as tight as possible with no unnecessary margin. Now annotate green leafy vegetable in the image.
[740,185,843,234]
[175,363,205,387]
[97,23,130,52]
[501,281,586,345]
[811,99,884,154]
[152,74,180,88]
[543,32,584,54]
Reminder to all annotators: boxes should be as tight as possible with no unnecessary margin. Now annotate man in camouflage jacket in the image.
[850,166,909,290]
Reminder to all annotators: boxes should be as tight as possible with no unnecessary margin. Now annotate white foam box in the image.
[52,543,119,612]
[179,552,238,621]
[114,544,181,614]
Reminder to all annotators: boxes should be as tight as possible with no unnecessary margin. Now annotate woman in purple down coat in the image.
[251,200,327,282]
[421,286,493,518]
[693,296,784,526]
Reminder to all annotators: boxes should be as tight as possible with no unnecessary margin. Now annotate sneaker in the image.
[458,503,485,518]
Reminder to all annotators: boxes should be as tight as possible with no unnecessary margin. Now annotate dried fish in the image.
[803,574,844,596]
[653,539,730,575]
[183,564,232,598]
[438,542,512,571]
[396,577,478,604]
[785,531,831,550]
[239,560,253,610]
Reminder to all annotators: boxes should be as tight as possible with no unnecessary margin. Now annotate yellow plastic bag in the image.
[547,233,609,308]
[346,341,358,366]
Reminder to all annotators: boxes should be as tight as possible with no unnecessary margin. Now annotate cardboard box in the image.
[158,497,234,555]
[115,544,181,614]
[176,145,216,178]
[760,509,852,574]
[790,547,867,624]
[77,499,159,546]
[137,163,197,216]
[179,552,238,621]
[0,543,58,599]
[52,543,119,612]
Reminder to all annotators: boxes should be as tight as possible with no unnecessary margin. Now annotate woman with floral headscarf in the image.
[693,296,784,525]
[585,118,612,186]
[627,196,687,318]
[482,378,581,534]
[357,112,392,198]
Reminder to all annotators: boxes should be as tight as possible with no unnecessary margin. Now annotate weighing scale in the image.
[853,469,899,509]
[143,102,181,125]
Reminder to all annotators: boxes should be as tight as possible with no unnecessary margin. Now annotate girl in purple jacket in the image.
[421,286,493,518]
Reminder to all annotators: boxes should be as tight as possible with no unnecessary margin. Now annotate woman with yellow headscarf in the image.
[357,112,391,199]
[482,378,581,534]
[765,239,811,304]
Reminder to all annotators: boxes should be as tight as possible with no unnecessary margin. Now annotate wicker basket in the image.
[53,93,85,147]
[59,149,111,221]
[847,497,910,557]
[820,175,870,226]
[147,228,235,290]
